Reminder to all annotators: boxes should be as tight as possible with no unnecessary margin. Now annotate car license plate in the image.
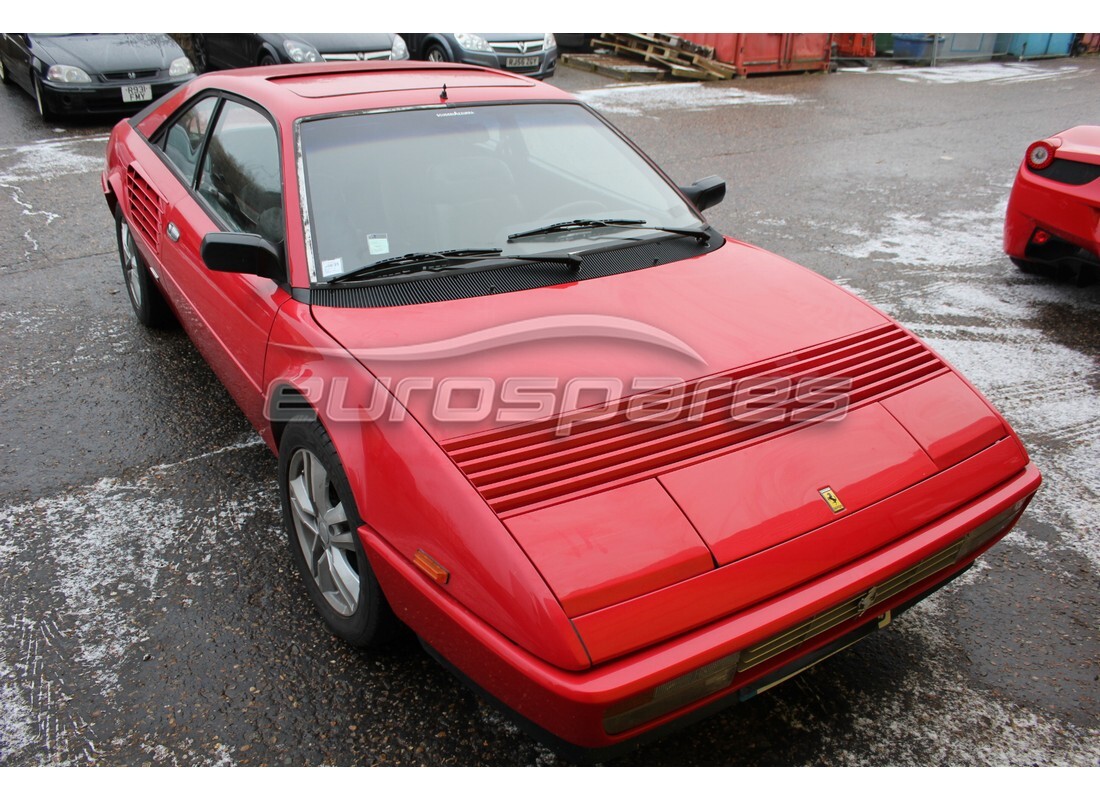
[505,56,539,68]
[122,84,152,103]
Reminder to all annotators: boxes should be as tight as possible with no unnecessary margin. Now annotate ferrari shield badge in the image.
[819,486,845,513]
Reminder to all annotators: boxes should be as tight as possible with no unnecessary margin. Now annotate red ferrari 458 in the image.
[1005,125,1100,284]
[103,62,1041,760]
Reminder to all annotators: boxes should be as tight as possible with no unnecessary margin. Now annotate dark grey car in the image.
[0,33,194,118]
[402,33,557,80]
[193,33,408,71]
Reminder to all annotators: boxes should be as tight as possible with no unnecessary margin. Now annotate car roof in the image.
[136,61,574,135]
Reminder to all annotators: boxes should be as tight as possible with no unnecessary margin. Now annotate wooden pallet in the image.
[591,33,735,80]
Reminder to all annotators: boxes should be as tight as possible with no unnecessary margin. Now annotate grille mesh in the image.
[738,541,963,671]
[444,324,947,515]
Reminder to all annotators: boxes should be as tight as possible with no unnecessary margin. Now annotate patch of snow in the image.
[0,137,106,184]
[577,82,802,117]
[883,63,1089,85]
[836,200,1007,270]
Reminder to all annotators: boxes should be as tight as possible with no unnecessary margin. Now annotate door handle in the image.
[166,222,180,242]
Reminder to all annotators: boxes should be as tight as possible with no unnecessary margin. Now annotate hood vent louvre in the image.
[444,324,947,516]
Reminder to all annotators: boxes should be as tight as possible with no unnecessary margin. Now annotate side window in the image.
[162,96,218,186]
[197,101,284,243]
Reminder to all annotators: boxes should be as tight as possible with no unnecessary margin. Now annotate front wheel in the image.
[425,44,450,63]
[0,55,10,84]
[191,34,208,72]
[279,419,397,647]
[33,77,53,120]
[115,207,174,327]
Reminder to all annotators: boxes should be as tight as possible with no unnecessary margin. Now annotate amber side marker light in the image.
[414,550,450,585]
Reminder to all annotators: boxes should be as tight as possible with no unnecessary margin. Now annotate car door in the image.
[2,34,34,94]
[153,95,290,430]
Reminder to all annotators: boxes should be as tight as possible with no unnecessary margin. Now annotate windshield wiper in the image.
[507,218,711,244]
[328,248,583,284]
[329,249,504,283]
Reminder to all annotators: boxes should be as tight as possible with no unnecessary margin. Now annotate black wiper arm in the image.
[507,218,711,244]
[329,249,503,283]
[328,249,584,285]
[507,218,646,241]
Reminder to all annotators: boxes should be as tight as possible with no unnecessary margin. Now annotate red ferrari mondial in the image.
[1005,125,1100,282]
[103,62,1041,759]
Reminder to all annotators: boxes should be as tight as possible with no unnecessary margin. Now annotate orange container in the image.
[833,34,876,58]
[675,33,832,76]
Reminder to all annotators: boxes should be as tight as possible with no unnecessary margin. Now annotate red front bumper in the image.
[361,460,1040,758]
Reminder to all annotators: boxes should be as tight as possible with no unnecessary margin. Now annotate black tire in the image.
[425,43,450,63]
[259,52,278,67]
[33,76,54,121]
[115,206,174,328]
[0,55,11,85]
[1010,256,1041,274]
[191,34,208,73]
[279,419,397,648]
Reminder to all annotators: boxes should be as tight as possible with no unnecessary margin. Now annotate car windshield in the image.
[298,102,703,282]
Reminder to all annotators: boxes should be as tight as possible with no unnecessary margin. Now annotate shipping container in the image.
[1077,34,1100,54]
[675,33,832,76]
[894,33,998,63]
[833,34,876,59]
[996,33,1074,59]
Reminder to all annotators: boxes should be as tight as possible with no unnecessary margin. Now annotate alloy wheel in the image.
[286,448,360,617]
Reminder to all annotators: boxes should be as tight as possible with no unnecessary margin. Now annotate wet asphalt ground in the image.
[0,58,1097,767]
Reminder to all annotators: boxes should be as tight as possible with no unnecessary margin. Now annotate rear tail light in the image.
[1026,141,1056,170]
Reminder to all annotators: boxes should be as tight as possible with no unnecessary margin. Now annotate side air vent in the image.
[125,166,163,253]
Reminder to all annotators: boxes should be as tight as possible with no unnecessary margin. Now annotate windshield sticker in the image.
[368,234,390,256]
[321,257,344,278]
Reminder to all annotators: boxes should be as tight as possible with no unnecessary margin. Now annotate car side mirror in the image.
[201,232,284,282]
[680,175,726,212]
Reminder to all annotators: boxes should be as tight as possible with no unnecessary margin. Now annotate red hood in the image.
[311,238,888,441]
[312,239,1016,643]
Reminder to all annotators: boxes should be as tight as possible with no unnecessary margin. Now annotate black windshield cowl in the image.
[327,249,583,285]
[507,218,712,245]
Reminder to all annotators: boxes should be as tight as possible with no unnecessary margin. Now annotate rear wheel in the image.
[1010,256,1041,274]
[279,419,397,648]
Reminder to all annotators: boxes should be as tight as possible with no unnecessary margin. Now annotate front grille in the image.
[444,324,947,515]
[1031,157,1100,185]
[102,69,159,81]
[322,51,391,61]
[737,501,1020,673]
[125,166,163,253]
[490,40,544,54]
